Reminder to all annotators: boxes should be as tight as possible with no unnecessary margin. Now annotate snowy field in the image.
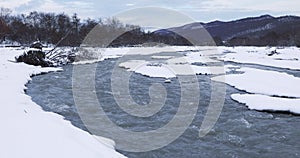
[1,45,300,157]
[0,48,125,158]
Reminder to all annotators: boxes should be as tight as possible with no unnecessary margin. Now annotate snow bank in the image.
[231,94,300,114]
[119,60,225,78]
[151,55,174,59]
[0,48,125,158]
[73,46,193,64]
[74,46,221,64]
[166,50,218,64]
[212,67,300,114]
[212,67,300,98]
[116,46,225,78]
[219,46,300,70]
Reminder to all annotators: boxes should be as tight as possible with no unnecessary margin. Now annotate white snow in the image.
[73,46,205,65]
[224,64,240,69]
[0,48,125,158]
[134,64,177,78]
[212,67,300,98]
[119,60,225,78]
[212,66,300,114]
[166,54,217,64]
[231,94,300,114]
[151,55,174,59]
[168,65,225,76]
[117,46,225,78]
[74,46,224,64]
[164,79,172,83]
[219,46,300,70]
[166,48,222,65]
[214,46,300,113]
[119,60,150,71]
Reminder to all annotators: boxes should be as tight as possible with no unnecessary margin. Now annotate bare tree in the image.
[0,7,12,41]
[0,7,12,18]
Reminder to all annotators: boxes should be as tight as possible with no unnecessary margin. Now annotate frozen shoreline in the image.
[212,67,300,114]
[218,46,300,70]
[114,46,300,114]
[2,45,300,157]
[231,94,300,114]
[0,48,125,158]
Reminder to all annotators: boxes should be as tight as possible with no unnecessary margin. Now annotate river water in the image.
[26,57,300,158]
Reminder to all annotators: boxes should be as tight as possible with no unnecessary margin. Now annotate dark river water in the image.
[26,56,300,158]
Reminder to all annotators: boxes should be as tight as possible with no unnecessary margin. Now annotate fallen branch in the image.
[45,25,75,57]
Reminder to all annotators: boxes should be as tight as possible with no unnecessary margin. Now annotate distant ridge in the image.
[154,15,300,46]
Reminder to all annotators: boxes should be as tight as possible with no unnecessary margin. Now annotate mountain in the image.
[153,15,300,46]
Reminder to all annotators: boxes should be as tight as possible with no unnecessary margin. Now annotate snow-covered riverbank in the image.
[0,48,125,158]
[215,46,300,114]
[101,46,300,114]
[2,45,300,157]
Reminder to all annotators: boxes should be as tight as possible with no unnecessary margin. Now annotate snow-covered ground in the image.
[2,45,300,157]
[231,94,300,114]
[116,46,225,78]
[213,67,300,98]
[0,48,125,158]
[218,46,300,70]
[119,60,225,78]
[212,46,300,114]
[212,67,300,114]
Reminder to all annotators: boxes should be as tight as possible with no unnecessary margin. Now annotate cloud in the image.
[126,3,135,7]
[169,0,300,22]
[115,7,195,28]
[5,0,300,22]
[38,0,65,11]
[0,0,32,9]
[17,0,96,19]
[178,0,300,13]
[247,0,300,13]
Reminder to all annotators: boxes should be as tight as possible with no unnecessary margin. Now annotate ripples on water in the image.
[27,58,300,158]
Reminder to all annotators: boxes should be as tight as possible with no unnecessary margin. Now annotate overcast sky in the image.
[1,0,300,22]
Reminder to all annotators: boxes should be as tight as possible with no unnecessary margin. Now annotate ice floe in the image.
[231,94,300,114]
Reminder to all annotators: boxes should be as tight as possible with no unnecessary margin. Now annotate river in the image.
[26,57,300,158]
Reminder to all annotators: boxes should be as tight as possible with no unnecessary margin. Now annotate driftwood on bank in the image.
[15,41,76,67]
[15,50,51,67]
[15,24,77,67]
[45,25,74,58]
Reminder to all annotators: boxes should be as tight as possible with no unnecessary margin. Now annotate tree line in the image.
[0,8,125,46]
[0,8,191,47]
